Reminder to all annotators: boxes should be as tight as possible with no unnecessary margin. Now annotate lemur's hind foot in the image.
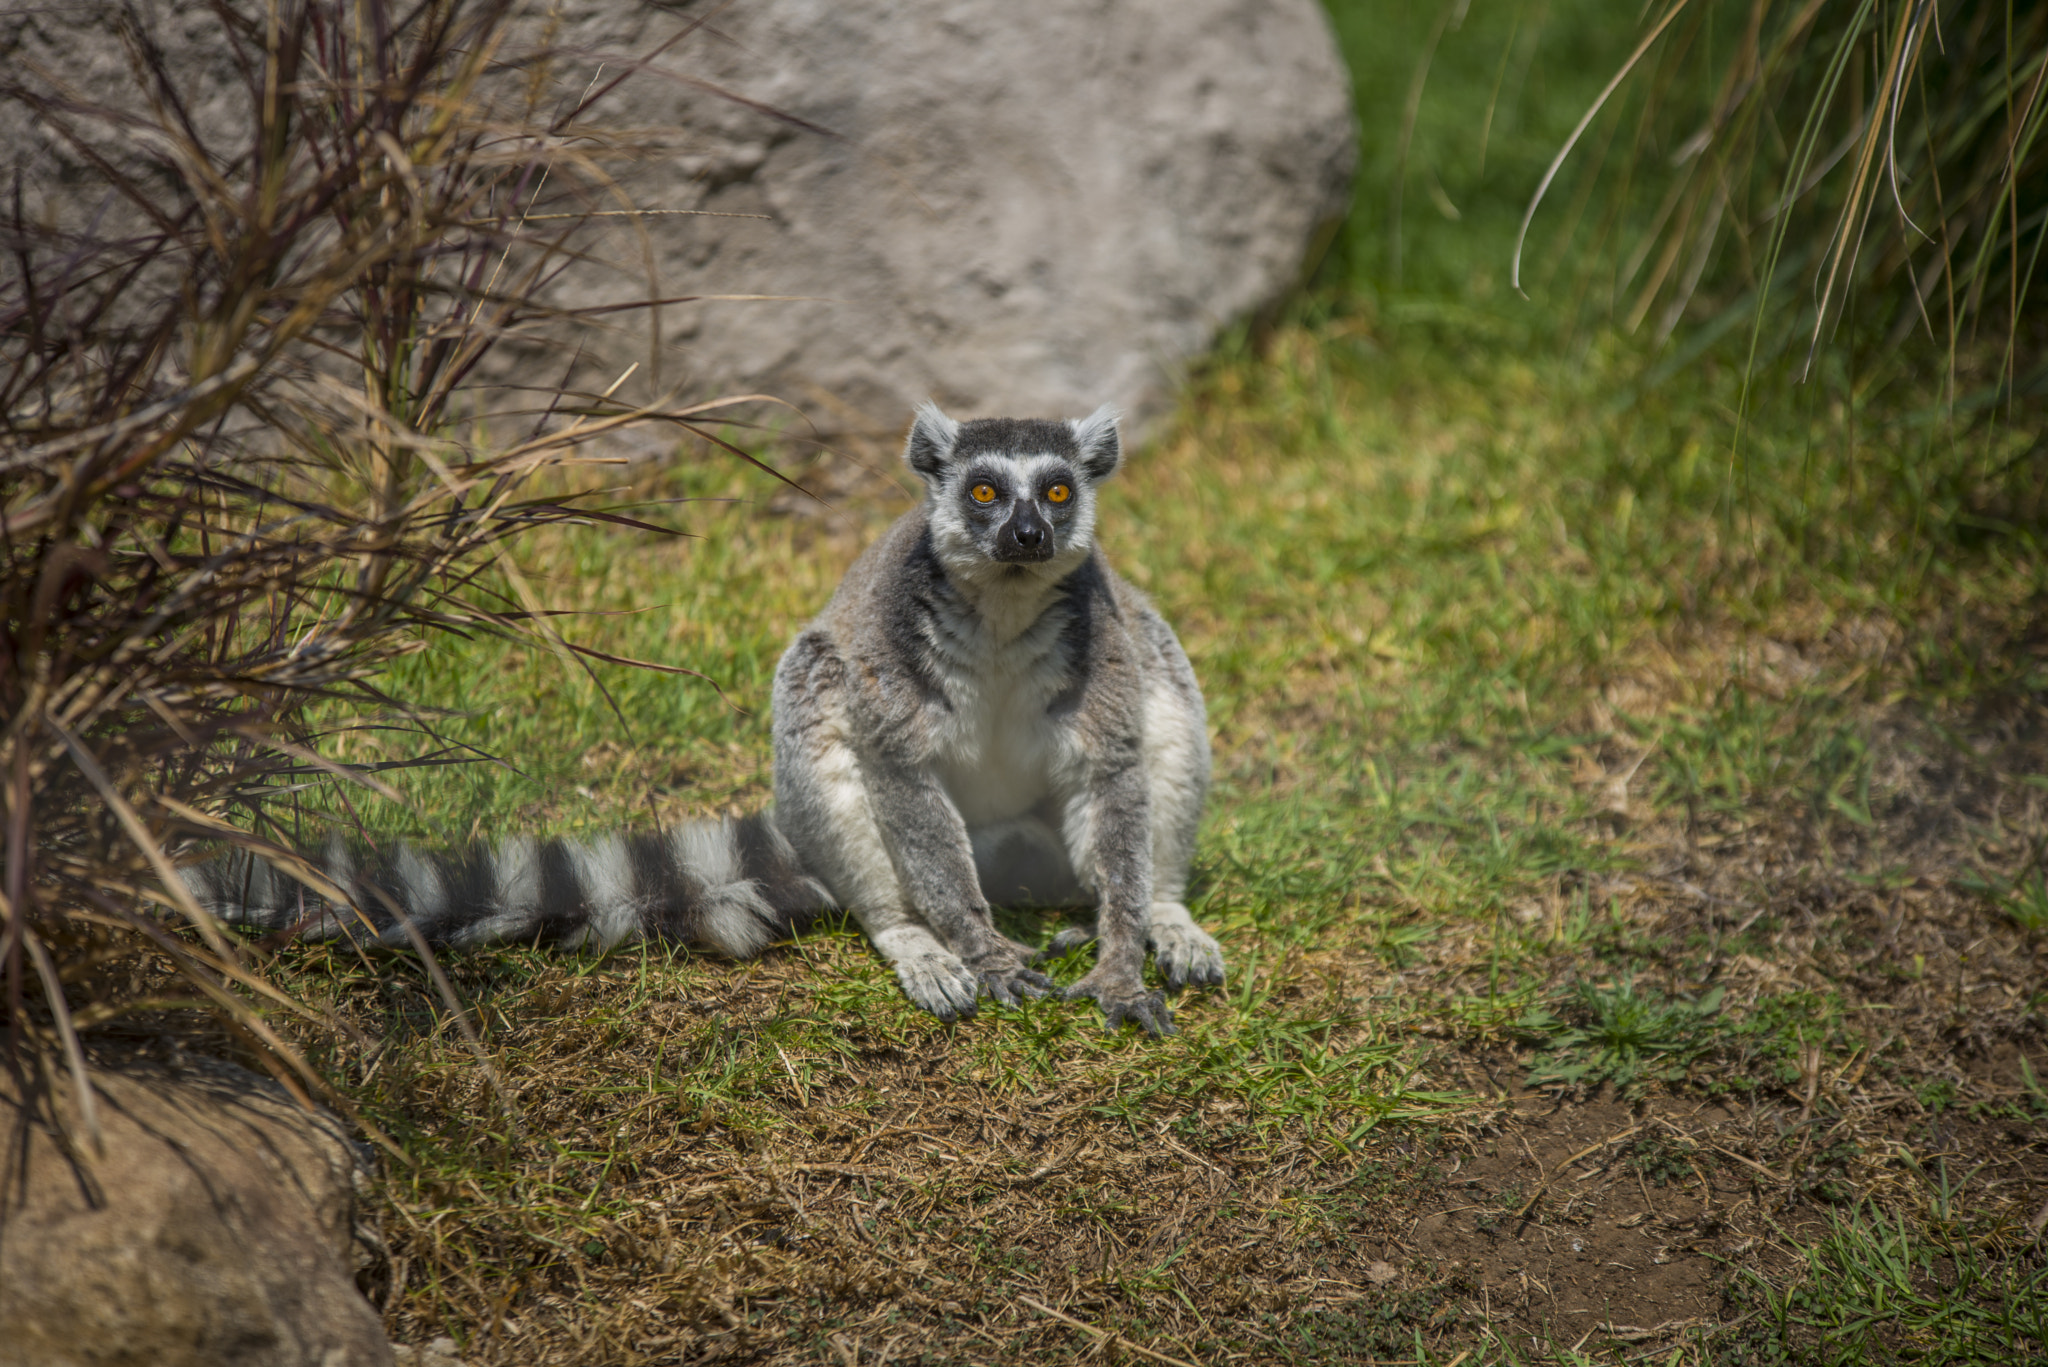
[1037,901,1227,1002]
[1146,902,1226,992]
[1064,963,1177,1036]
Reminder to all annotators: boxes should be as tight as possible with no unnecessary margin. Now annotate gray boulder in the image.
[550,0,1356,437]
[2,0,1354,439]
[0,1059,392,1367]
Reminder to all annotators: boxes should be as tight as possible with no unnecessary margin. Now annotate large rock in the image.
[0,1058,392,1367]
[2,0,1354,438]
[551,0,1356,437]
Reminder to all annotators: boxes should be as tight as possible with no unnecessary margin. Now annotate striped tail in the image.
[180,812,837,959]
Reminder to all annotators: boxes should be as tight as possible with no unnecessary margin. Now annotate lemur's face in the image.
[905,403,1122,583]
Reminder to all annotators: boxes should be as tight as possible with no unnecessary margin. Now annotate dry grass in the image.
[0,0,800,1158]
[80,317,2033,1364]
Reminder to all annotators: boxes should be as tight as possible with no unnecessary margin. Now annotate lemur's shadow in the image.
[989,903,1071,952]
[972,813,1214,943]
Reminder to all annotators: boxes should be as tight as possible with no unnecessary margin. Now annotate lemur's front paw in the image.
[894,950,982,1022]
[1148,904,1226,992]
[966,949,1054,1009]
[1065,966,1177,1037]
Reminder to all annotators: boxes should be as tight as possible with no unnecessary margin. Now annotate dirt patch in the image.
[1410,1092,1754,1342]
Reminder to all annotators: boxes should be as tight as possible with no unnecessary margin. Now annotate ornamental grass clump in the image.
[0,0,766,1148]
[1524,0,2047,413]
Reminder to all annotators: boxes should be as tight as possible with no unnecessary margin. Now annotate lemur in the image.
[184,405,1226,1034]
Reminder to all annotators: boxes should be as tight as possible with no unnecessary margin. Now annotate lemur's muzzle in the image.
[995,504,1055,562]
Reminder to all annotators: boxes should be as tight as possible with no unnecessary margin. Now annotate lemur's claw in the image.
[1064,966,1176,1037]
[965,942,1055,1010]
[1017,968,1056,998]
[978,965,1054,1009]
[1098,990,1176,1037]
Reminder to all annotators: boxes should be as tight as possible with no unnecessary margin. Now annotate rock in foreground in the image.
[0,1060,391,1367]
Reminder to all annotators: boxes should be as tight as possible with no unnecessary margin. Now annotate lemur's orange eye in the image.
[1046,483,1071,504]
[971,483,997,504]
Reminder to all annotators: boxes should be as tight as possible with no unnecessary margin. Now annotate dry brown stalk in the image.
[0,0,797,1149]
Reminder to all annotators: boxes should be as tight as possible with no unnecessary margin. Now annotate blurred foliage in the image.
[1322,0,2046,600]
[1325,0,2047,382]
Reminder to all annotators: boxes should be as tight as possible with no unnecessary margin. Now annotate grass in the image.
[60,0,2044,1361]
[1519,978,1728,1097]
[1720,1183,2048,1366]
[176,299,2041,1364]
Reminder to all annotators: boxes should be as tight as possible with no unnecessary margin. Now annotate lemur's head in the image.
[904,402,1121,583]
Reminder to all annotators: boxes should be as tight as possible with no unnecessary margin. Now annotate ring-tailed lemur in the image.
[184,404,1225,1034]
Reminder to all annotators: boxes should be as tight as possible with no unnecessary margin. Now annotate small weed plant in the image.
[1522,978,1725,1096]
[1994,868,2048,937]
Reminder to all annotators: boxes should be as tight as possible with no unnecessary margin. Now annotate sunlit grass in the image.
[245,18,2044,1348]
[258,305,2048,1362]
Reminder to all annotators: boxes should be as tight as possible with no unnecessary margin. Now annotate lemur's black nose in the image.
[996,506,1053,561]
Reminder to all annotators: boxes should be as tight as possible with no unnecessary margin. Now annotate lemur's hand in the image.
[1064,965,1176,1037]
[891,948,983,1022]
[965,945,1053,1010]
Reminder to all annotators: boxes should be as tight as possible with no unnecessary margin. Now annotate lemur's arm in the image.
[857,748,1052,1008]
[1060,753,1175,1036]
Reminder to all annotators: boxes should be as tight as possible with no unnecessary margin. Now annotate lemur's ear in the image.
[1069,404,1122,482]
[904,402,960,482]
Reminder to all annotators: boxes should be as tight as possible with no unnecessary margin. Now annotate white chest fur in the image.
[923,583,1080,826]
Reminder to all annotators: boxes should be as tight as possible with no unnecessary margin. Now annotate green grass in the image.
[249,312,2048,1363]
[188,2,2048,1361]
[1519,977,1727,1096]
[1721,1186,2048,1367]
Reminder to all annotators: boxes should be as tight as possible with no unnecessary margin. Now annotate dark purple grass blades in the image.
[0,0,810,1153]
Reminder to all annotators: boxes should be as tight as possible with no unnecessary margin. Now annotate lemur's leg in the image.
[1057,757,1175,1035]
[856,754,1054,1009]
[774,638,981,1021]
[773,725,987,1020]
[1140,676,1225,992]
[1042,680,1223,995]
